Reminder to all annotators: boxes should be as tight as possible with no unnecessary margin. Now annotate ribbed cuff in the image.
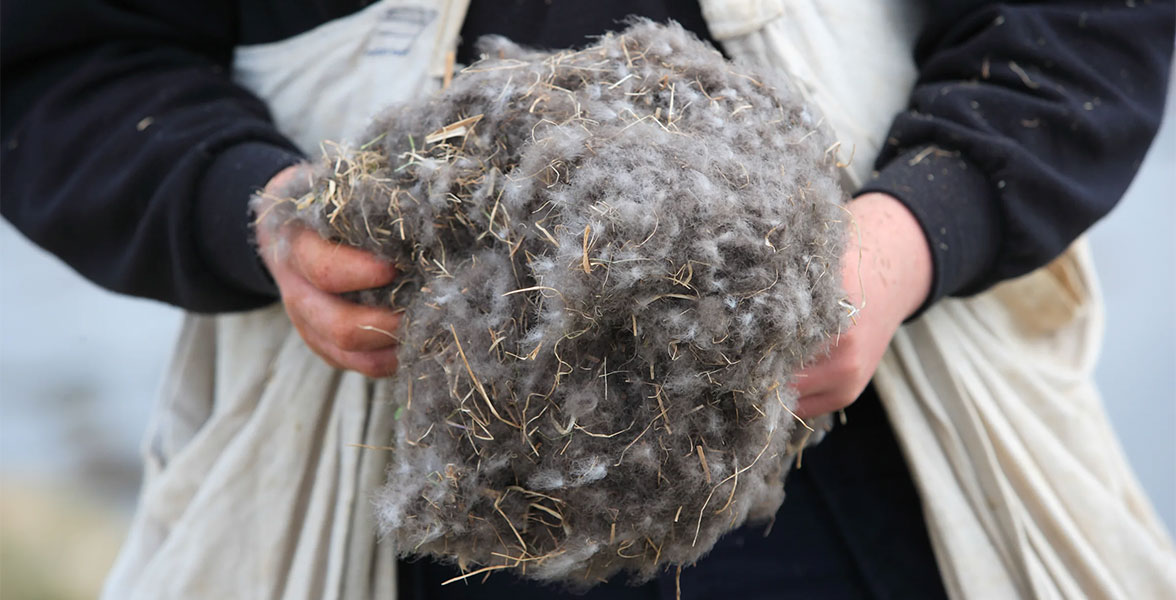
[857,146,1001,318]
[195,142,304,299]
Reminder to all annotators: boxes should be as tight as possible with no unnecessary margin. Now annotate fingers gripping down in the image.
[255,165,402,378]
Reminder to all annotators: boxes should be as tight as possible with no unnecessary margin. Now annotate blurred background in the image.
[2,85,1174,600]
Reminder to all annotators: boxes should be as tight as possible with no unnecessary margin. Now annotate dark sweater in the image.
[1,0,1172,313]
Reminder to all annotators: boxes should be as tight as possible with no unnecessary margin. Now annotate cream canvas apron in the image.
[105,1,1176,598]
[700,1,1176,598]
[102,2,467,598]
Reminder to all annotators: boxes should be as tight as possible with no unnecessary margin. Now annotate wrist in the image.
[195,142,304,300]
[844,192,933,323]
[858,147,1000,310]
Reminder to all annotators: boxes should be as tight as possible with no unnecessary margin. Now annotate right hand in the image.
[255,165,403,378]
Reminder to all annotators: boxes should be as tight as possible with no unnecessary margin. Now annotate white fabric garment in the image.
[704,1,1176,598]
[233,0,469,153]
[106,0,1176,598]
[103,2,468,598]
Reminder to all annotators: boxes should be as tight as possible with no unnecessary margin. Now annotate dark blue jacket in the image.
[2,0,1172,312]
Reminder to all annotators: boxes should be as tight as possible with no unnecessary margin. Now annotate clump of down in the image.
[260,20,848,587]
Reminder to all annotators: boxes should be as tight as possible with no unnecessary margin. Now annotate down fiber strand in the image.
[262,21,849,586]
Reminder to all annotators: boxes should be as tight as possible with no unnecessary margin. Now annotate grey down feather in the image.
[259,20,849,587]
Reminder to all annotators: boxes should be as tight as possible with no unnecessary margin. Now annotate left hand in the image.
[792,192,933,419]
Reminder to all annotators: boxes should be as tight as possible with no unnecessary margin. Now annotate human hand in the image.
[792,192,933,419]
[255,165,403,377]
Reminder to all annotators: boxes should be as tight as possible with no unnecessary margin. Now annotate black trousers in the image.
[397,387,948,600]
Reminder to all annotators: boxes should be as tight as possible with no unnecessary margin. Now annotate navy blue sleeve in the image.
[1,1,304,312]
[4,1,1172,314]
[858,1,1175,312]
